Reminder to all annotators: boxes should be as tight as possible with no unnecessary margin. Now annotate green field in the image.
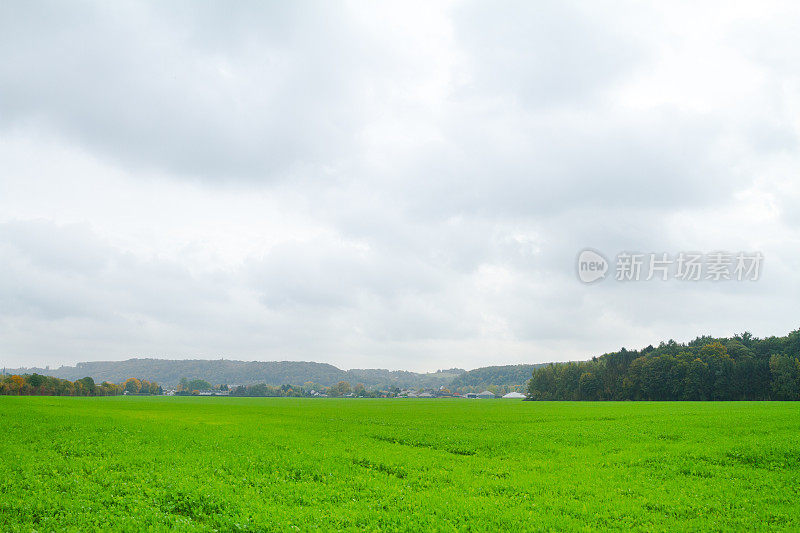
[1,398,798,531]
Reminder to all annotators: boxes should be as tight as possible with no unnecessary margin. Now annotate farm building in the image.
[476,390,496,399]
[502,392,526,399]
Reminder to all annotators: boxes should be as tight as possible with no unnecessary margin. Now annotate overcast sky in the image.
[1,1,799,371]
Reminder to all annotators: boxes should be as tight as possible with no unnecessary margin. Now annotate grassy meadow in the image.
[1,397,798,531]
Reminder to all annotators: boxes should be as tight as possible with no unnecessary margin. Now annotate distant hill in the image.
[448,364,547,391]
[5,359,467,389]
[5,358,545,390]
[344,368,464,390]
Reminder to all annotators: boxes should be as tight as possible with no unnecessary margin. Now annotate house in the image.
[476,390,496,399]
[502,391,526,399]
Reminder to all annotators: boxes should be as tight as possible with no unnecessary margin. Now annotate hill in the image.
[448,364,547,392]
[4,359,467,389]
[6,355,555,391]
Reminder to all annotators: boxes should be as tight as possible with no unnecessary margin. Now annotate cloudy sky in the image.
[1,1,799,371]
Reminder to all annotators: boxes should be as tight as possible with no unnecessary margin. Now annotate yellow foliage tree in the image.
[123,378,142,394]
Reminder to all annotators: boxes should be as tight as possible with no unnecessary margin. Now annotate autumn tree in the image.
[10,375,25,393]
[329,381,351,397]
[124,378,142,394]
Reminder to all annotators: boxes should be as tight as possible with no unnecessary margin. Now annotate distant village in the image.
[162,379,527,399]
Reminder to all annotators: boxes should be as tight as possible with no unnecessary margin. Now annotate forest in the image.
[527,330,800,401]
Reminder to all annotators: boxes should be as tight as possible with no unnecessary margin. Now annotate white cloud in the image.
[1,1,799,371]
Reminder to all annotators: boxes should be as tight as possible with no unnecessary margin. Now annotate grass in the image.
[0,397,798,531]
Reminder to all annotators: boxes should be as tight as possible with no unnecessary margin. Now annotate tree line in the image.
[0,374,161,396]
[527,330,800,401]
